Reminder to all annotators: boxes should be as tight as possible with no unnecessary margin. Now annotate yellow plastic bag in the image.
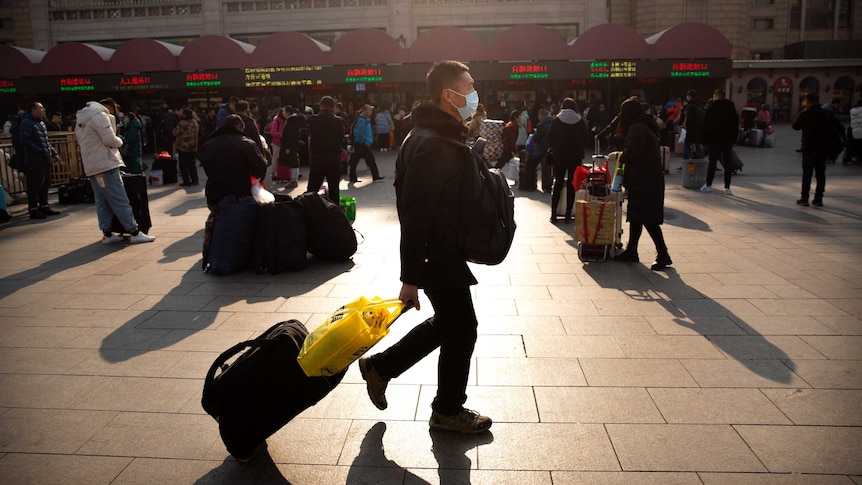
[297,297,410,377]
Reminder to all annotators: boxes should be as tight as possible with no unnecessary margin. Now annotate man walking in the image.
[18,101,61,219]
[358,60,492,434]
[348,104,383,183]
[793,93,833,207]
[700,90,739,195]
[75,98,154,243]
[305,96,346,202]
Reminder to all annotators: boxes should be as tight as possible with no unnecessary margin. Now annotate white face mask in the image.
[448,89,479,120]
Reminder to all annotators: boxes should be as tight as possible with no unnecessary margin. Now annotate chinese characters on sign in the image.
[609,61,637,78]
[345,67,383,83]
[243,67,325,88]
[589,61,609,79]
[509,64,549,80]
[185,72,221,87]
[670,62,710,77]
[60,77,94,92]
[0,79,15,94]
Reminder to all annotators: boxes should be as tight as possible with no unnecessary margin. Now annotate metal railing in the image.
[0,133,85,203]
[49,0,193,7]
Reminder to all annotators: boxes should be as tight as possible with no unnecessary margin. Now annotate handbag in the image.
[8,152,25,171]
[297,297,411,377]
[678,128,687,144]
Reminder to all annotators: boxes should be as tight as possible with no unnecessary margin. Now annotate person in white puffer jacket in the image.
[846,100,862,164]
[75,98,154,244]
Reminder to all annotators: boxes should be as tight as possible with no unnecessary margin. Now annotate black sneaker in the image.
[372,176,386,182]
[39,206,61,216]
[796,198,809,207]
[651,253,673,271]
[614,249,639,262]
[812,199,823,207]
[358,358,389,410]
[29,210,46,220]
[429,408,492,434]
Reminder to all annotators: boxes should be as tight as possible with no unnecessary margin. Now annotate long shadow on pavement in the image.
[195,443,291,485]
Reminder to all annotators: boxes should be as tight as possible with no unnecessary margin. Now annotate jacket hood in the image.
[631,113,660,136]
[412,102,466,140]
[206,125,245,142]
[76,101,109,128]
[556,109,582,125]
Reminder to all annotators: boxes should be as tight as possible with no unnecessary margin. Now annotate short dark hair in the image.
[51,111,62,118]
[27,101,43,112]
[182,108,194,120]
[228,96,240,103]
[335,102,344,110]
[427,60,470,105]
[510,110,521,121]
[100,97,118,109]
[561,98,577,111]
[686,90,697,98]
[713,90,726,99]
[806,92,820,104]
[235,101,249,113]
[223,114,245,131]
[319,96,335,108]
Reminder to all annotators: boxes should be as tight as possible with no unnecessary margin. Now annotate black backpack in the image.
[825,114,845,161]
[295,192,357,262]
[403,129,516,266]
[251,196,308,273]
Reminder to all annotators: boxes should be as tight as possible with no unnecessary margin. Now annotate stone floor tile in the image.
[698,472,857,484]
[67,349,187,377]
[298,383,421,421]
[762,285,820,299]
[748,298,849,317]
[21,309,157,329]
[0,453,131,485]
[0,408,116,454]
[77,412,219,459]
[535,387,664,423]
[616,335,725,359]
[476,285,552,300]
[477,315,566,336]
[799,336,862,359]
[148,328,255,352]
[517,298,599,316]
[132,310,231,330]
[0,374,104,408]
[524,335,625,358]
[681,359,808,388]
[815,315,862,335]
[265,418,353,465]
[697,285,779,299]
[215,311,312,331]
[561,316,657,335]
[607,424,766,472]
[418,385,539,423]
[826,298,862,317]
[112,457,263,485]
[708,335,826,360]
[162,351,218,379]
[712,273,792,286]
[645,315,747,336]
[257,282,335,298]
[580,358,698,387]
[279,463,400,485]
[205,296,288,313]
[473,298,518,316]
[473,335,527,357]
[0,347,91,374]
[407,468,552,484]
[57,293,148,311]
[773,359,862,389]
[729,315,838,336]
[672,298,766,317]
[63,326,172,350]
[648,388,791,424]
[477,357,588,386]
[70,376,199,413]
[547,285,631,300]
[735,425,862,474]
[0,325,91,348]
[185,282,267,297]
[478,423,619,471]
[761,389,862,425]
[553,471,702,484]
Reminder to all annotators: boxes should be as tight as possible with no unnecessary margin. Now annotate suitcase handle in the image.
[202,319,288,392]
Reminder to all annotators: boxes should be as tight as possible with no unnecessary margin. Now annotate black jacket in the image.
[701,99,739,146]
[19,112,55,163]
[238,114,267,159]
[306,109,344,157]
[549,109,589,165]
[622,114,664,225]
[280,114,304,165]
[199,127,268,206]
[793,104,834,156]
[682,102,705,144]
[395,103,476,289]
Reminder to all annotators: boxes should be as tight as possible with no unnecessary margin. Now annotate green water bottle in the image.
[340,196,356,223]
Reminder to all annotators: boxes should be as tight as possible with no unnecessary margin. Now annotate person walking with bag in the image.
[358,60,492,435]
[793,93,834,207]
[548,98,588,223]
[348,104,383,183]
[173,108,200,186]
[611,97,672,271]
[700,90,739,195]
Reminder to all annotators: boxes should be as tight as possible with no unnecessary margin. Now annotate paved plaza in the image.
[1,124,861,484]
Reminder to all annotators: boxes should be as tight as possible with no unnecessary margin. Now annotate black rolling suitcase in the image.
[202,320,346,460]
[250,195,308,273]
[111,174,152,234]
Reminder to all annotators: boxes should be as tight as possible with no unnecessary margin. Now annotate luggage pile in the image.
[573,149,623,262]
[202,192,357,275]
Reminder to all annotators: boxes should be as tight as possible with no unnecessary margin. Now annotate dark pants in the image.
[26,159,50,210]
[376,133,390,149]
[307,153,341,203]
[348,144,380,181]
[372,286,478,415]
[707,143,733,189]
[520,153,540,191]
[627,222,668,256]
[178,151,199,185]
[801,152,826,201]
[552,161,577,216]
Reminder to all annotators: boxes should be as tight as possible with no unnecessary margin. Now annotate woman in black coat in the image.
[612,97,672,270]
[548,97,589,223]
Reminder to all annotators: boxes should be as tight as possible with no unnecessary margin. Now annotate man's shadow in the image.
[346,422,493,485]
[195,443,291,485]
[582,263,798,383]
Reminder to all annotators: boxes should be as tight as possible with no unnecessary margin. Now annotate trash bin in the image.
[681,159,708,189]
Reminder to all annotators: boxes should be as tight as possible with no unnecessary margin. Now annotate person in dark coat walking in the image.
[611,97,672,271]
[305,96,345,202]
[700,90,739,195]
[18,101,61,219]
[681,90,705,160]
[548,97,589,223]
[793,92,834,207]
[358,60,492,435]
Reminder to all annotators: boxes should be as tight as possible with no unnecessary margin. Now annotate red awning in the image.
[249,32,329,67]
[329,29,404,65]
[646,23,732,59]
[408,26,490,63]
[0,45,45,78]
[40,42,114,76]
[109,39,181,74]
[178,35,253,70]
[489,25,568,61]
[569,24,650,60]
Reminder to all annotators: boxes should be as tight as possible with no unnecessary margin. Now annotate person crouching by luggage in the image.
[358,60,492,434]
[75,98,155,244]
[700,90,739,195]
[611,97,672,271]
[198,114,268,254]
[18,101,62,219]
[173,109,200,186]
[548,98,589,223]
[306,96,346,203]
